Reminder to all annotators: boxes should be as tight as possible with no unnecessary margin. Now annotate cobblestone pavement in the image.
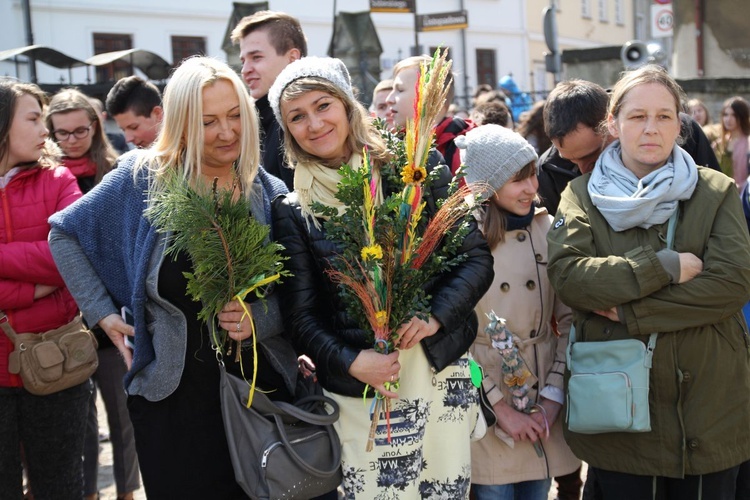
[94,392,146,500]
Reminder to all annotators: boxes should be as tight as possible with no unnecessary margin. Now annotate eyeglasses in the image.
[53,123,93,142]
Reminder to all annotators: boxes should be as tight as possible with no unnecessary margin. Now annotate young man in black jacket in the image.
[231,11,307,190]
[539,79,720,216]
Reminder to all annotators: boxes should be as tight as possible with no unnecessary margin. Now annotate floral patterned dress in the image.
[330,345,478,499]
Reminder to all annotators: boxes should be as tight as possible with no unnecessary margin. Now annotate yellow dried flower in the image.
[400,165,428,184]
[375,310,388,327]
[361,244,383,261]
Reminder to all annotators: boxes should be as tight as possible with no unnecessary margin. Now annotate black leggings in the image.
[0,381,91,500]
[589,465,740,500]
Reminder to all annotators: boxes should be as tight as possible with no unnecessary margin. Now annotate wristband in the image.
[531,403,550,438]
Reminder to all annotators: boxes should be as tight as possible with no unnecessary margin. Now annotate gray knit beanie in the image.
[455,124,538,193]
[268,56,354,124]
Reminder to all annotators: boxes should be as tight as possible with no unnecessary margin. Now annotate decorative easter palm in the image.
[145,170,289,406]
[320,48,477,451]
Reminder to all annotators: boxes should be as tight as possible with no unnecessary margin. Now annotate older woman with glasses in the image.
[46,88,117,194]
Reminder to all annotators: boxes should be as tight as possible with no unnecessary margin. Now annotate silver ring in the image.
[236,322,242,332]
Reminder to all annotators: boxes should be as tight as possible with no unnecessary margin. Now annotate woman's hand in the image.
[217,300,254,342]
[297,354,316,378]
[493,400,545,442]
[678,252,703,283]
[529,398,562,439]
[593,253,703,320]
[33,284,57,299]
[348,349,401,399]
[396,315,441,350]
[593,307,620,322]
[98,313,135,369]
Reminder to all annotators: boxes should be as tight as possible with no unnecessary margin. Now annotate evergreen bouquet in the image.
[145,171,289,404]
[318,49,477,451]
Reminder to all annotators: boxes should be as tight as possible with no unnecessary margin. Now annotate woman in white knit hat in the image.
[457,124,580,499]
[270,56,494,499]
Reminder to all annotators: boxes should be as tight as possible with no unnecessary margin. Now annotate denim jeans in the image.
[473,478,552,500]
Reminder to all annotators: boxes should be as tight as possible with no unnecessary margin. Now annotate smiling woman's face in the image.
[281,89,351,165]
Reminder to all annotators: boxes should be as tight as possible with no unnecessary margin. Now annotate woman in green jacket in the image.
[547,65,750,499]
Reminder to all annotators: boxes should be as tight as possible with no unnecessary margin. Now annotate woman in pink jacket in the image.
[0,80,85,499]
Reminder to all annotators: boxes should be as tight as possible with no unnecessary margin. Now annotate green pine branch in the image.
[144,170,290,352]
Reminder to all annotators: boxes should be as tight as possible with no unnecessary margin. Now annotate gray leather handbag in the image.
[219,363,342,500]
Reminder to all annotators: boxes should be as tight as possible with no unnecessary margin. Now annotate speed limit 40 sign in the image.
[651,3,673,38]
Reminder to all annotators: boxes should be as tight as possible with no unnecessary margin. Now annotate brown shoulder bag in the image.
[1,312,98,395]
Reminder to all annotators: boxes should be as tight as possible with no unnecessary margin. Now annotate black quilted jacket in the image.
[272,152,494,397]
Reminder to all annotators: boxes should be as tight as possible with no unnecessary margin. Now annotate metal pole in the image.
[459,0,469,109]
[695,0,705,76]
[21,0,37,83]
[413,12,419,56]
[330,0,337,58]
[549,0,560,85]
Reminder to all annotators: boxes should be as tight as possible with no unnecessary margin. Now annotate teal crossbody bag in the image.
[565,208,677,434]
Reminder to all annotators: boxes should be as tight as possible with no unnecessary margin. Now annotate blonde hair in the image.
[687,98,711,126]
[278,77,390,167]
[603,65,686,144]
[393,55,455,104]
[141,57,260,197]
[46,88,116,182]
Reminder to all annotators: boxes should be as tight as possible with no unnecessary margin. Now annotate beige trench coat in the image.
[470,207,580,485]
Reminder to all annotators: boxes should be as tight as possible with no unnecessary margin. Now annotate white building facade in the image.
[0,0,632,104]
[1,0,532,107]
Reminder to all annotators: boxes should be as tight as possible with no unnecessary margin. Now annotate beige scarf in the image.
[294,152,383,229]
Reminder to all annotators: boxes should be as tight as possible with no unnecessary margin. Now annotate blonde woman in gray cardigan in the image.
[458,124,580,500]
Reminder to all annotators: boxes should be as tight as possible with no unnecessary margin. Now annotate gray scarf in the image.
[588,141,698,232]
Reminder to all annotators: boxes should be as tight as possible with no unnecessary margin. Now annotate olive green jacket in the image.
[547,167,750,478]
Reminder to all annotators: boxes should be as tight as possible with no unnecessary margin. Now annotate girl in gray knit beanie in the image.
[455,124,539,245]
[459,123,581,497]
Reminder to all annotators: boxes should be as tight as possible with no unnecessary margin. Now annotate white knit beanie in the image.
[268,56,353,124]
[455,124,538,193]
